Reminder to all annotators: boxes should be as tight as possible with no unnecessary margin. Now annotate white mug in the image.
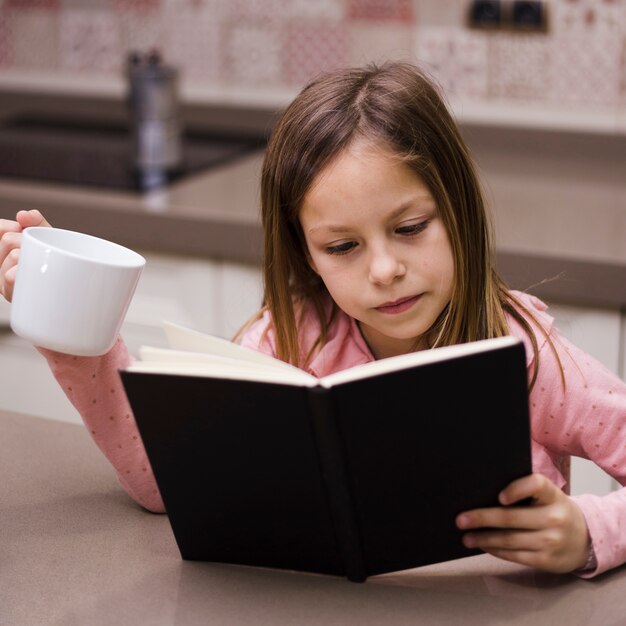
[10,227,145,356]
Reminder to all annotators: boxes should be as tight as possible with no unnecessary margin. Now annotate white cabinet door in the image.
[548,303,621,496]
[0,331,81,422]
[120,251,222,357]
[120,252,263,355]
[215,261,264,340]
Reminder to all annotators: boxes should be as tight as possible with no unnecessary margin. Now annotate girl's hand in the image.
[456,473,591,573]
[0,210,52,302]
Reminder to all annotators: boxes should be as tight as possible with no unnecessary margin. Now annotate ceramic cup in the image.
[10,227,145,356]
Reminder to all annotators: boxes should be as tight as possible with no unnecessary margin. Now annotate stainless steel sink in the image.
[0,116,265,192]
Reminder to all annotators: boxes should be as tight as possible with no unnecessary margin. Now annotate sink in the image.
[0,116,265,192]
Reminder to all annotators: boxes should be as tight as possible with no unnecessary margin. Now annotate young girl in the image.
[1,61,624,579]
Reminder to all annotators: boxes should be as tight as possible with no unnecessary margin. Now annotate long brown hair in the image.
[245,61,553,387]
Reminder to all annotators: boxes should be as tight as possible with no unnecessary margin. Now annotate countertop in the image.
[3,408,626,626]
[1,109,626,309]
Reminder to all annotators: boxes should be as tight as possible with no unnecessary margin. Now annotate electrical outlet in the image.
[467,0,549,33]
[468,0,502,29]
[511,1,548,31]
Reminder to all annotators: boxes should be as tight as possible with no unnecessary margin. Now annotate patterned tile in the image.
[161,2,221,81]
[289,0,345,21]
[119,5,164,56]
[488,32,551,100]
[349,22,414,65]
[551,0,625,36]
[283,20,348,87]
[412,0,467,28]
[548,32,622,105]
[229,0,285,21]
[59,8,121,73]
[415,27,489,99]
[161,0,230,19]
[223,20,283,85]
[8,6,59,69]
[347,0,414,22]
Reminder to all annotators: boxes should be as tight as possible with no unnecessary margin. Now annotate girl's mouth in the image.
[375,294,421,315]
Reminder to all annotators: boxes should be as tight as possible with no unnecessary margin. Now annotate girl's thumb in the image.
[16,209,52,229]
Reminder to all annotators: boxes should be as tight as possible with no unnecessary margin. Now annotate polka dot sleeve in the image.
[37,338,165,513]
[529,324,626,577]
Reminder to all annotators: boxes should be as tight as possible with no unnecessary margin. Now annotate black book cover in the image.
[120,339,531,582]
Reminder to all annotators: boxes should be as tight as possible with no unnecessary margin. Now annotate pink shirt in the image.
[39,291,626,577]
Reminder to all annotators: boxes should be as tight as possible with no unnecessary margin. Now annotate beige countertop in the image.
[0,150,266,264]
[1,113,626,308]
[3,408,626,626]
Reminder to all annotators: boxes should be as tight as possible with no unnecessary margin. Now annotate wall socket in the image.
[468,0,549,32]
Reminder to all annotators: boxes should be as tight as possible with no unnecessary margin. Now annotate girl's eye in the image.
[396,220,429,236]
[326,241,357,256]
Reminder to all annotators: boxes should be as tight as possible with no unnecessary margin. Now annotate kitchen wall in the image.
[0,0,624,109]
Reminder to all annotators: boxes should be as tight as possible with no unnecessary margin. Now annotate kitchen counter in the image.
[3,407,626,626]
[1,110,626,308]
[0,150,266,264]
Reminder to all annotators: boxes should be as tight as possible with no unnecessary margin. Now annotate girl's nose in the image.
[368,246,406,285]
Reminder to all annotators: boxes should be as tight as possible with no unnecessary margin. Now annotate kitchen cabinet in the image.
[120,251,263,355]
[0,326,78,422]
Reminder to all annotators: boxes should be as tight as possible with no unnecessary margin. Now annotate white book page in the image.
[162,320,302,373]
[129,322,520,389]
[138,346,296,375]
[127,360,318,386]
[133,346,315,385]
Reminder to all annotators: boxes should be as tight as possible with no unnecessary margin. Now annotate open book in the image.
[120,322,532,582]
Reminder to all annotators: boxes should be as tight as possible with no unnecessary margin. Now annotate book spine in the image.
[307,386,367,583]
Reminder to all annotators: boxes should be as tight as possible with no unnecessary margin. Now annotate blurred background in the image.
[0,0,625,496]
[0,0,622,123]
[0,0,624,110]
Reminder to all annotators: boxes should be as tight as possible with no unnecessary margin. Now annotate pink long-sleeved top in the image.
[39,291,626,577]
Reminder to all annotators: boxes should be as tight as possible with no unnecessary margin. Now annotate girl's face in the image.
[300,140,454,359]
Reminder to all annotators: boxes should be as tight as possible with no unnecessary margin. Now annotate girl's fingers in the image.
[1,218,25,268]
[457,504,548,531]
[456,475,562,531]
[457,473,591,573]
[461,522,583,573]
[462,528,557,552]
[1,246,19,272]
[456,474,568,530]
[0,235,21,302]
[0,231,22,266]
[2,260,19,302]
[16,209,51,229]
[0,217,22,232]
[498,473,556,506]
[483,548,545,570]
[0,211,50,302]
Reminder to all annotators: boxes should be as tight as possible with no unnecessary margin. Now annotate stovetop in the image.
[0,116,265,192]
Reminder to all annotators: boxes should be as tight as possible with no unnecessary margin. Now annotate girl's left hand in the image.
[456,473,591,573]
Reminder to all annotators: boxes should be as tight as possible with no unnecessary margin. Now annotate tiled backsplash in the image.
[0,0,625,106]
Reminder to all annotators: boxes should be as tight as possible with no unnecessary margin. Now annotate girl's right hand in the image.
[0,210,52,302]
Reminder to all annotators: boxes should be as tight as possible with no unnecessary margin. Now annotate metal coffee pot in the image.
[126,50,182,189]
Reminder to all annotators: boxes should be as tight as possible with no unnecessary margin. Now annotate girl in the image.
[1,62,625,578]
